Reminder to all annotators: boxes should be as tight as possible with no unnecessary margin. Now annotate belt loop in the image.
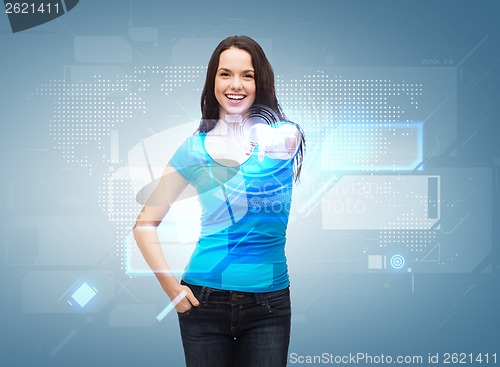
[201,287,211,304]
[255,292,265,305]
[198,286,206,304]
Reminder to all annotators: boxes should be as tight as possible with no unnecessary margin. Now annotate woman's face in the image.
[214,47,256,120]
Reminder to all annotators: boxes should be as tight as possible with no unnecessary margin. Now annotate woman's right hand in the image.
[247,122,300,161]
[169,284,200,313]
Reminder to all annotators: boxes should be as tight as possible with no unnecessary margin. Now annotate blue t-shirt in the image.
[169,132,293,292]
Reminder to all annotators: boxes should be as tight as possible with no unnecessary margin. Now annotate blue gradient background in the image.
[1,1,499,366]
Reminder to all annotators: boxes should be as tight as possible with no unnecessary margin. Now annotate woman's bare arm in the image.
[133,163,199,312]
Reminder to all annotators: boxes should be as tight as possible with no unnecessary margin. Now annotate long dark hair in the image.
[197,35,305,181]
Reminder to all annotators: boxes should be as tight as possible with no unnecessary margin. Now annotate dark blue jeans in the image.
[177,280,291,367]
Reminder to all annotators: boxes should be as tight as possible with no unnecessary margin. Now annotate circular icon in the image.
[390,255,405,269]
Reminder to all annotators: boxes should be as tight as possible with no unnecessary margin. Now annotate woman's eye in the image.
[219,72,230,77]
[243,74,254,79]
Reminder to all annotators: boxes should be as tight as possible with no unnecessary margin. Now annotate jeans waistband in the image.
[181,280,289,305]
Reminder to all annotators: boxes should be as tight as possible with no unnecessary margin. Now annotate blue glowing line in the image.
[156,290,187,321]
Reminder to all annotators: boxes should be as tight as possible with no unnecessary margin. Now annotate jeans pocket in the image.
[178,280,203,315]
[177,305,193,315]
[264,288,291,313]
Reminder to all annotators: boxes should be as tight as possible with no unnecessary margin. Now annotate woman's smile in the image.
[226,94,246,101]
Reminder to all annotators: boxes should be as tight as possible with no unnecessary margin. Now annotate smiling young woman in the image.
[133,35,305,367]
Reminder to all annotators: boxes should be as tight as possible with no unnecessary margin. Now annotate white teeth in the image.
[226,94,245,100]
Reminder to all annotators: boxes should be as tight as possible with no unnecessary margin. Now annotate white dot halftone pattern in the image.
[36,66,207,173]
[97,168,141,270]
[276,71,423,169]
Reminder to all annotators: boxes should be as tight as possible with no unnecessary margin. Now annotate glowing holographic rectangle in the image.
[71,283,96,307]
[321,175,440,230]
[321,122,423,171]
[124,231,196,275]
[427,177,439,219]
[368,255,384,270]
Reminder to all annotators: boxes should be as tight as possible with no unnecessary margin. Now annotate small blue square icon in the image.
[71,283,97,307]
